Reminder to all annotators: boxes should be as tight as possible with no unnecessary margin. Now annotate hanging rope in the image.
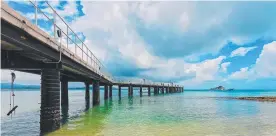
[7,71,18,116]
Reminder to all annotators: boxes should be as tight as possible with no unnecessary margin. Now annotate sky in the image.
[1,0,276,89]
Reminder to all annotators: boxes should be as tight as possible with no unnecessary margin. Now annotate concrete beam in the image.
[1,51,62,70]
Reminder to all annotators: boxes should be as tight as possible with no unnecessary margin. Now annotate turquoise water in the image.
[1,89,276,136]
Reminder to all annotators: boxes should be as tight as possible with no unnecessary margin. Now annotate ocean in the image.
[1,89,276,136]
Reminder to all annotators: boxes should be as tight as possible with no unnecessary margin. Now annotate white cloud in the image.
[230,46,257,57]
[70,2,156,69]
[228,41,276,80]
[229,67,250,80]
[133,2,276,58]
[134,2,192,30]
[47,0,60,8]
[254,41,276,78]
[220,62,231,73]
[57,1,78,17]
[166,56,226,86]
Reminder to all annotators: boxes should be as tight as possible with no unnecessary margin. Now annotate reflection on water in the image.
[1,90,276,136]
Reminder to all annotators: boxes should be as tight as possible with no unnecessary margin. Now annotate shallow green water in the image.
[49,91,276,136]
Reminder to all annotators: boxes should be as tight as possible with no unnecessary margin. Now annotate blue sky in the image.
[1,1,276,89]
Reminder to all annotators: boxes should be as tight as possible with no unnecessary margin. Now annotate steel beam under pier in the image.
[93,81,100,106]
[104,85,108,100]
[40,69,60,134]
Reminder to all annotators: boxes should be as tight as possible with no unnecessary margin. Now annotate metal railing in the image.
[23,0,113,81]
[113,78,176,86]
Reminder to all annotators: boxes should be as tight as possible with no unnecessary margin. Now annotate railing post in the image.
[66,26,68,48]
[53,11,56,39]
[35,0,37,25]
[74,36,77,54]
[82,43,84,60]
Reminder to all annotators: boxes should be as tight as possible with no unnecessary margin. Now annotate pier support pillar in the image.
[128,85,133,96]
[85,82,90,109]
[166,87,169,93]
[148,86,151,96]
[162,86,164,94]
[131,86,133,96]
[40,69,60,134]
[109,85,112,98]
[104,85,108,100]
[93,80,100,106]
[154,87,158,95]
[128,85,133,97]
[61,78,68,108]
[140,86,142,97]
[118,85,121,99]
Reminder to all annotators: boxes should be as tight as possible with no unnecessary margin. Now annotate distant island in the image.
[210,86,234,91]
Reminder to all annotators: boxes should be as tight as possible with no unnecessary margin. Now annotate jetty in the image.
[1,1,183,134]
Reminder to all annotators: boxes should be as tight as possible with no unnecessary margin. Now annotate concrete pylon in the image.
[93,80,100,106]
[104,85,108,100]
[40,69,60,134]
[109,85,112,98]
[118,85,121,99]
